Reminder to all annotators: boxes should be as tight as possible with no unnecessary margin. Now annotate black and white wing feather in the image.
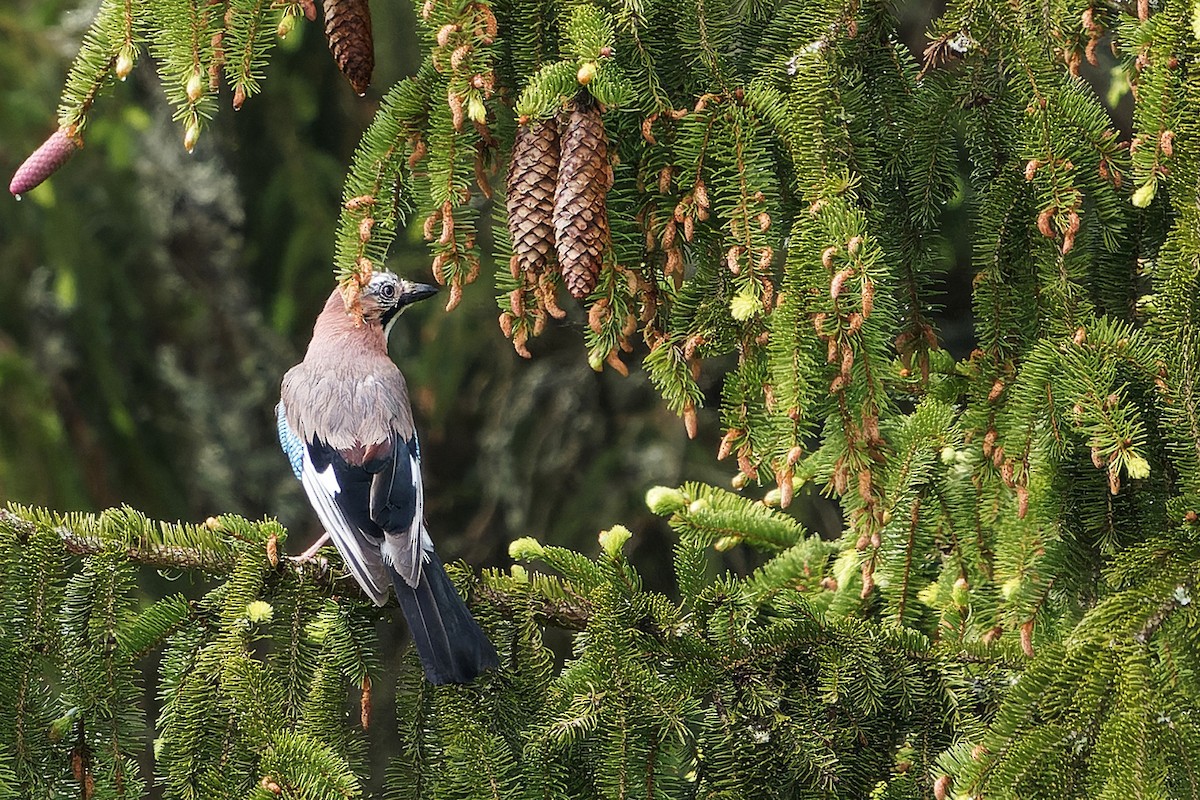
[276,402,392,606]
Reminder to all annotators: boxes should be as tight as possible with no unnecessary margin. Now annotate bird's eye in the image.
[380,283,396,300]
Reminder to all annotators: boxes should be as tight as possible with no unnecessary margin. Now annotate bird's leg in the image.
[292,531,332,562]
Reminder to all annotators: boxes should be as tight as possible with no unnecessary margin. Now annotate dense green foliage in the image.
[5,0,1200,797]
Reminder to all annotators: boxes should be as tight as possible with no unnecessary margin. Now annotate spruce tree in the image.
[5,0,1200,798]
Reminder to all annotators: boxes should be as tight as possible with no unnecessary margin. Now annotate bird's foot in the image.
[291,531,332,563]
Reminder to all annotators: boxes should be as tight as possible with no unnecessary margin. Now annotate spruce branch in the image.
[1133,581,1194,645]
[474,583,592,631]
[1,508,239,573]
[0,507,590,630]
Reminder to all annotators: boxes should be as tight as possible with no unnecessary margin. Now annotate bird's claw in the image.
[291,531,332,563]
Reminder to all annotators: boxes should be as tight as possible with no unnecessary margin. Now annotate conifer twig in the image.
[474,583,591,631]
[1134,582,1194,644]
[0,508,591,630]
[0,509,240,573]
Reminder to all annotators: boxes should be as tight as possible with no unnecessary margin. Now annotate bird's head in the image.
[360,271,439,337]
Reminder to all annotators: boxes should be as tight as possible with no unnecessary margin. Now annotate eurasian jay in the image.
[276,271,498,684]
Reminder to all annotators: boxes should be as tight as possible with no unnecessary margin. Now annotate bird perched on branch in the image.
[277,272,498,684]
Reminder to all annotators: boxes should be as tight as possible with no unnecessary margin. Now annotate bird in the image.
[276,271,498,684]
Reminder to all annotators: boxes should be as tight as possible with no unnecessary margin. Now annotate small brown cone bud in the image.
[10,127,81,195]
[1161,130,1175,158]
[933,775,952,800]
[621,312,637,337]
[640,115,656,145]
[475,3,498,41]
[408,138,428,168]
[232,84,247,111]
[665,247,683,286]
[506,120,559,278]
[736,451,757,479]
[1036,206,1056,237]
[445,281,463,311]
[830,267,854,299]
[777,467,794,508]
[436,23,457,46]
[360,674,372,729]
[324,0,374,94]
[513,328,531,358]
[586,298,608,334]
[860,563,875,598]
[605,349,628,376]
[355,256,373,283]
[682,403,698,439]
[821,246,838,269]
[717,429,739,461]
[861,278,875,317]
[726,246,741,273]
[266,534,279,567]
[554,101,611,299]
[540,280,567,319]
[450,44,472,70]
[448,92,465,131]
[661,219,677,250]
[857,469,873,504]
[1020,618,1035,657]
[299,0,317,20]
[657,165,672,194]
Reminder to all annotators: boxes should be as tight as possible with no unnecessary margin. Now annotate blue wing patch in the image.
[276,402,305,480]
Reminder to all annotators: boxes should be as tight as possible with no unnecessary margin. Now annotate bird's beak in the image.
[403,282,440,305]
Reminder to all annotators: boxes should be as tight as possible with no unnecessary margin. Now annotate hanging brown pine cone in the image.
[505,119,560,279]
[553,99,612,300]
[322,0,374,95]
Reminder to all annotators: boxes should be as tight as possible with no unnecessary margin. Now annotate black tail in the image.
[391,552,499,685]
